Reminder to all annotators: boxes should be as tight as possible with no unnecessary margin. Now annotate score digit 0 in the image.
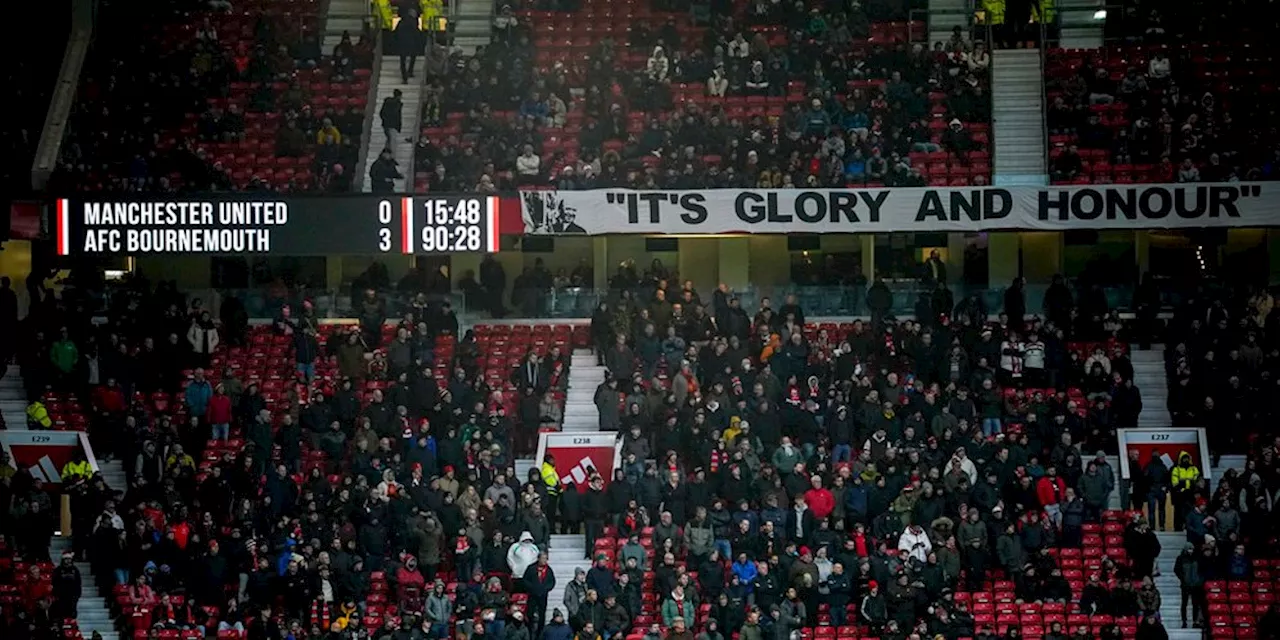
[378,200,393,251]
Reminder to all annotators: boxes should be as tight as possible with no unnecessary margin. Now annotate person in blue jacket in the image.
[184,368,213,424]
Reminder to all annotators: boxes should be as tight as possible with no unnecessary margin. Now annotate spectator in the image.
[381,89,404,147]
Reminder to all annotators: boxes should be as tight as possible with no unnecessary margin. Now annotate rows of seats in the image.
[53,0,370,193]
[1207,573,1280,639]
[590,510,1145,639]
[415,0,989,192]
[116,580,534,639]
[1045,42,1278,184]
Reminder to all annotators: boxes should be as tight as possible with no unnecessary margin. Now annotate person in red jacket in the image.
[1035,465,1068,527]
[395,555,427,606]
[206,383,233,441]
[92,378,126,415]
[804,474,836,520]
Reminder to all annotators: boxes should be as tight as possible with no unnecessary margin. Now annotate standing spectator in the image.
[357,288,387,348]
[516,145,543,185]
[1143,452,1169,528]
[293,325,320,382]
[1170,452,1201,532]
[186,311,219,369]
[369,149,404,193]
[206,383,233,442]
[1036,465,1067,526]
[50,327,79,390]
[51,552,81,619]
[397,5,421,82]
[381,89,404,147]
[184,368,213,436]
[524,552,556,634]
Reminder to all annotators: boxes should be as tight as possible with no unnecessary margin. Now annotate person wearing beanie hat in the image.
[542,608,571,640]
[860,579,887,631]
[563,566,590,619]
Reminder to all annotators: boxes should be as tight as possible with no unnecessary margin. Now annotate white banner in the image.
[519,183,1278,235]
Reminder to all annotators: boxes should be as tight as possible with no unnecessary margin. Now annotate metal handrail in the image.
[353,28,385,193]
[30,0,94,192]
[1038,18,1050,179]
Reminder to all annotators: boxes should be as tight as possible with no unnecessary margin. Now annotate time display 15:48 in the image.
[420,225,482,252]
[423,198,482,224]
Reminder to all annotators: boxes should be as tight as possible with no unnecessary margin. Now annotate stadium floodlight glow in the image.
[1093,9,1107,19]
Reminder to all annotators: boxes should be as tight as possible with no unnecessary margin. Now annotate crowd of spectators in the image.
[4,263,1280,640]
[46,0,374,194]
[413,1,993,193]
[1045,1,1280,185]
[1164,286,1280,460]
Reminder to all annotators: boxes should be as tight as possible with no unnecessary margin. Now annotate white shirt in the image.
[897,527,932,563]
[516,154,541,176]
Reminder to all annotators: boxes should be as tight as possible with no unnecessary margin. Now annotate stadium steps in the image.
[926,0,971,48]
[1,364,26,428]
[544,534,590,622]
[510,351,602,621]
[991,49,1048,182]
[1057,0,1105,49]
[452,0,493,54]
[323,0,369,53]
[562,351,605,433]
[1132,347,1172,428]
[50,536,119,640]
[1155,532,1204,638]
[360,57,423,192]
[513,350,605,484]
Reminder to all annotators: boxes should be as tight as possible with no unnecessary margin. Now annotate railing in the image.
[525,281,1189,319]
[87,276,1203,324]
[1038,18,1051,178]
[353,22,385,193]
[30,0,94,192]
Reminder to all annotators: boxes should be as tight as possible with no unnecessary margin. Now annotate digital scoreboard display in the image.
[54,195,501,256]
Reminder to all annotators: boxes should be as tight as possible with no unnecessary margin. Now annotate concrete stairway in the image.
[563,351,605,433]
[1057,0,1105,48]
[991,49,1048,183]
[360,59,422,193]
[1,364,27,428]
[927,0,972,48]
[516,350,601,619]
[97,457,128,495]
[544,533,590,620]
[452,0,493,54]
[50,536,119,640]
[1132,346,1172,428]
[1153,531,1197,637]
[323,0,369,53]
[513,350,606,489]
[1155,456,1244,637]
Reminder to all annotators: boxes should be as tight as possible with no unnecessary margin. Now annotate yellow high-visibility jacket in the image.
[61,460,92,482]
[1170,451,1201,491]
[26,401,52,428]
[983,0,1006,25]
[540,461,561,496]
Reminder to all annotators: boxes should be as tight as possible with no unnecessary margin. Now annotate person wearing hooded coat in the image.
[509,531,541,578]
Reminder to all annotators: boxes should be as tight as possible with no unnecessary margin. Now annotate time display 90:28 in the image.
[420,225,483,251]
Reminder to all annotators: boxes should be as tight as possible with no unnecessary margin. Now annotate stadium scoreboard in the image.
[54,195,501,256]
